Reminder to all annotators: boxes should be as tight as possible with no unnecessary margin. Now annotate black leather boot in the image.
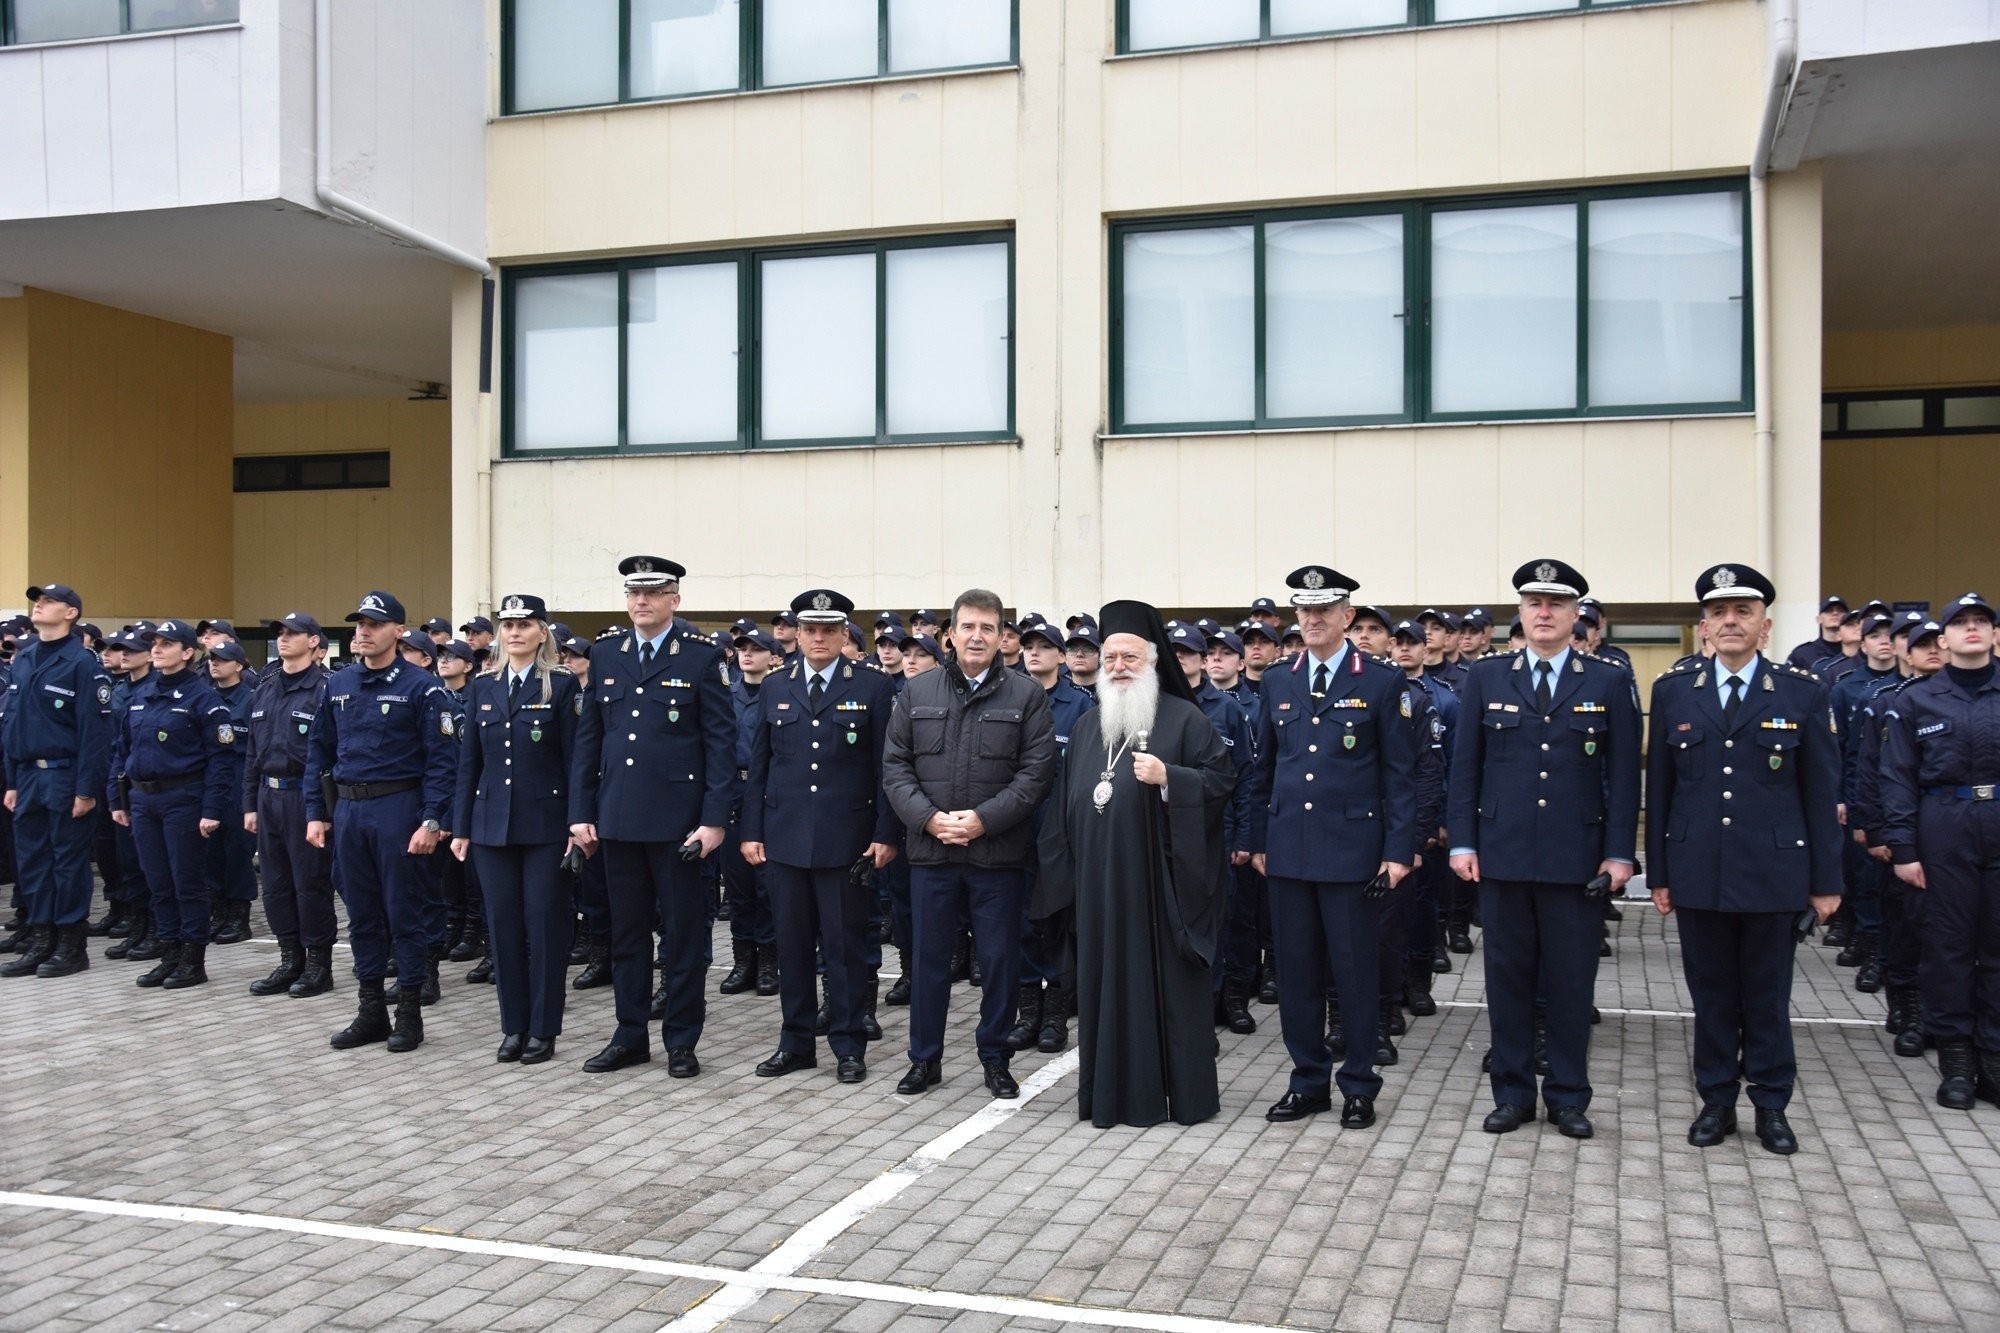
[162,940,209,989]
[0,925,54,977]
[568,921,590,964]
[1257,953,1279,1004]
[1823,905,1853,949]
[861,970,883,1042]
[137,941,182,988]
[573,933,613,989]
[1939,1038,1978,1110]
[949,933,972,983]
[755,942,780,996]
[1325,994,1346,1059]
[1038,984,1070,1052]
[290,944,335,997]
[1978,1050,2000,1108]
[124,910,163,961]
[1837,928,1873,968]
[1405,957,1437,1017]
[440,910,465,961]
[250,937,304,995]
[448,913,485,963]
[419,949,442,1005]
[1375,998,1399,1066]
[106,903,149,958]
[1006,982,1043,1050]
[467,939,495,984]
[35,922,90,978]
[386,991,424,1052]
[332,979,392,1048]
[1384,989,1408,1036]
[815,976,832,1035]
[719,938,756,994]
[1884,984,1911,1034]
[884,947,911,1005]
[87,900,125,938]
[213,900,251,945]
[1223,978,1257,1034]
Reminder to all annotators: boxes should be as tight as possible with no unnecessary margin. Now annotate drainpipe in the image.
[1750,0,1798,575]
[315,0,489,275]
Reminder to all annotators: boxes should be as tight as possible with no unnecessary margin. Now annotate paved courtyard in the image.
[5,891,2000,1332]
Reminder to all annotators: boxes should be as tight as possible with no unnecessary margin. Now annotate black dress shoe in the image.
[1482,1104,1533,1134]
[496,1033,526,1063]
[982,1061,1019,1099]
[755,1049,817,1077]
[1754,1109,1798,1155]
[837,1055,866,1083]
[667,1048,700,1078]
[1687,1105,1739,1147]
[520,1037,555,1065]
[1340,1096,1375,1129]
[1548,1106,1594,1139]
[583,1042,650,1073]
[896,1058,942,1094]
[1265,1091,1332,1122]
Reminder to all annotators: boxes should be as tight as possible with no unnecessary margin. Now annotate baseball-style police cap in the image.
[1,615,29,637]
[911,609,940,627]
[771,609,800,628]
[1861,612,1895,636]
[1508,615,1525,636]
[396,630,437,661]
[1239,621,1278,645]
[792,589,855,624]
[1249,597,1279,614]
[1350,605,1392,632]
[1064,624,1101,650]
[268,611,323,638]
[196,618,236,637]
[144,619,199,648]
[1819,595,1849,612]
[1206,630,1246,657]
[77,622,102,642]
[1064,611,1099,633]
[558,634,594,658]
[1464,608,1493,630]
[1859,599,1890,618]
[1391,619,1425,644]
[420,616,452,634]
[348,591,407,624]
[900,632,943,659]
[1942,592,1997,625]
[729,616,758,637]
[619,555,684,589]
[1280,624,1305,643]
[1889,609,1929,640]
[737,630,784,655]
[209,638,249,666]
[1020,622,1065,651]
[437,639,477,664]
[496,594,549,622]
[1513,558,1589,599]
[1286,565,1355,607]
[1166,621,1205,657]
[1576,603,1603,626]
[1695,563,1776,604]
[1194,617,1223,637]
[1417,608,1463,631]
[845,622,868,651]
[874,610,905,629]
[1907,618,1945,646]
[460,615,495,635]
[26,583,82,611]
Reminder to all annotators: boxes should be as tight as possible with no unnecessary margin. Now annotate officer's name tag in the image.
[1277,702,1292,711]
[251,710,266,719]
[1572,702,1606,713]
[1761,719,1799,731]
[1489,702,1520,713]
[481,704,494,710]
[44,684,75,697]
[775,703,792,711]
[1917,722,1947,737]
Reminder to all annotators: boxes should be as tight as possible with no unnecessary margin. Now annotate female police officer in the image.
[112,620,236,990]
[450,595,579,1065]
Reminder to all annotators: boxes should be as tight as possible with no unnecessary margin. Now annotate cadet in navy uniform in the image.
[1647,564,1841,1155]
[0,584,113,979]
[305,591,459,1053]
[243,612,338,998]
[112,620,237,990]
[450,594,578,1066]
[1449,560,1641,1140]
[1878,593,2000,1109]
[719,629,784,997]
[740,589,902,1084]
[568,556,736,1078]
[1246,566,1421,1129]
[203,638,260,946]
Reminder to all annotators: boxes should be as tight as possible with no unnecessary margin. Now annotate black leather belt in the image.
[263,776,303,790]
[1924,785,1999,801]
[27,758,72,770]
[131,774,198,795]
[335,779,420,801]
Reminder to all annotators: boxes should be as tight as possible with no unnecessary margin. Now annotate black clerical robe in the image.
[1034,694,1235,1128]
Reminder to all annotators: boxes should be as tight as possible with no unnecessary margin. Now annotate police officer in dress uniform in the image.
[0,584,113,979]
[740,589,902,1084]
[244,612,338,997]
[568,556,736,1078]
[1450,560,1641,1140]
[305,591,459,1053]
[1246,566,1422,1129]
[1647,564,1841,1155]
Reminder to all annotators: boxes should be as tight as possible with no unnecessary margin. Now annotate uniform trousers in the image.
[204,818,257,903]
[473,842,570,1039]
[1675,907,1799,1111]
[11,767,97,926]
[1845,839,1883,934]
[331,788,431,983]
[908,864,1025,1065]
[1221,862,1264,985]
[1480,880,1602,1112]
[720,823,775,947]
[767,862,871,1058]
[602,840,711,1052]
[256,786,337,946]
[1268,876,1382,1100]
[1880,868,1922,991]
[1917,797,2000,1051]
[570,846,610,936]
[128,786,210,943]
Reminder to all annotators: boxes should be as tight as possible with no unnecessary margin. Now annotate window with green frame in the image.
[504,0,1018,115]
[1117,0,1666,54]
[1110,181,1750,434]
[504,233,1014,456]
[2,0,238,45]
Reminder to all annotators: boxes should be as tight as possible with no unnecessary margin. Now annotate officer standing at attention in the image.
[243,612,338,998]
[569,556,736,1078]
[204,638,260,946]
[1647,564,1841,1155]
[740,589,902,1084]
[1246,566,1421,1129]
[1449,560,1641,1140]
[305,591,458,1053]
[0,584,114,979]
[1878,592,2000,1110]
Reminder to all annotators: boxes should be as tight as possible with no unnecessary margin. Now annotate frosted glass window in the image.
[629,0,740,99]
[11,0,121,42]
[1846,399,1923,432]
[1588,192,1743,407]
[511,0,619,111]
[627,263,741,446]
[761,254,878,440]
[1430,204,1576,414]
[886,244,1009,436]
[1822,401,1841,433]
[1266,215,1406,419]
[1433,0,1569,19]
[514,274,619,451]
[762,0,877,87]
[1271,0,1408,36]
[128,0,240,33]
[1126,0,1259,51]
[889,0,1012,72]
[1121,227,1255,426]
[1944,396,2000,430]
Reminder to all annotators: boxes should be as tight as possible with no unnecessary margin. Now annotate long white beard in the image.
[1097,668,1160,757]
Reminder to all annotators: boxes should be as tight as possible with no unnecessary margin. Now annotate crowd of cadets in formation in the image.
[2,575,1998,1134]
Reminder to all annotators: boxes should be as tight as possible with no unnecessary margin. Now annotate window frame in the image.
[0,0,240,46]
[233,451,391,494]
[1114,0,1668,55]
[1107,178,1752,436]
[1823,388,2000,439]
[501,0,1020,116]
[501,230,1016,459]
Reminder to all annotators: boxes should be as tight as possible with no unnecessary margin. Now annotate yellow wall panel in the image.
[1333,34,1418,200]
[733,94,805,239]
[800,87,878,234]
[940,76,1021,224]
[1415,26,1501,190]
[1252,42,1338,205]
[0,297,29,599]
[1825,324,2000,390]
[871,80,945,225]
[1176,50,1259,209]
[602,111,676,244]
[1581,9,1673,178]
[540,114,610,255]
[1101,57,1182,211]
[1496,19,1585,185]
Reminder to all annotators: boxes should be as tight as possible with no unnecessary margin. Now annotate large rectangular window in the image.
[504,0,1016,114]
[503,233,1013,456]
[1110,182,1749,433]
[1119,0,1662,52]
[4,0,238,45]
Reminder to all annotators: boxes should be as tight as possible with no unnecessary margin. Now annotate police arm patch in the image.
[216,724,236,745]
[440,712,456,738]
[1399,690,1412,719]
[96,683,111,705]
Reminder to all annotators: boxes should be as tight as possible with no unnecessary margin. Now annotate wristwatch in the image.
[421,819,442,835]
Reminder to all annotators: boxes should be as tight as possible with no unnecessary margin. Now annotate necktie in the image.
[1313,664,1329,697]
[1535,661,1552,714]
[640,640,654,670]
[810,674,825,710]
[1724,676,1742,727]
[509,672,521,704]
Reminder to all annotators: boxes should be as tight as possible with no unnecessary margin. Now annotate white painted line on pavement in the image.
[1434,999,1884,1027]
[0,1179,1290,1333]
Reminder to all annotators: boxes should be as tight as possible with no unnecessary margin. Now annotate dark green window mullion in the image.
[1114,0,1129,55]
[1400,204,1421,424]
[1251,221,1269,426]
[743,0,763,92]
[1258,0,1272,41]
[736,254,755,449]
[616,0,632,107]
[877,0,890,77]
[1412,205,1434,422]
[1414,0,1434,25]
[1005,233,1018,436]
[1574,200,1590,415]
[119,0,131,36]
[616,265,632,451]
[874,246,890,445]
[745,253,765,447]
[1738,184,1755,408]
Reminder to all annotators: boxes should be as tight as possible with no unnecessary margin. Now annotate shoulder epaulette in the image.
[1480,649,1508,660]
[1782,664,1818,680]
[1659,660,1697,678]
[549,665,574,678]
